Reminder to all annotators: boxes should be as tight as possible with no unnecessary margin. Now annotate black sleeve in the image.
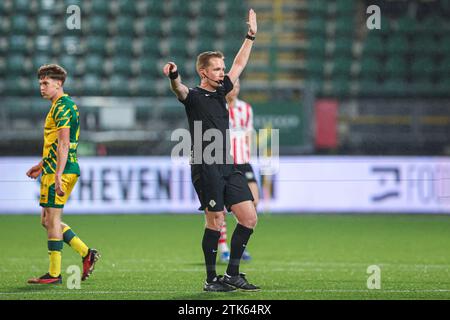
[178,88,192,107]
[223,75,234,95]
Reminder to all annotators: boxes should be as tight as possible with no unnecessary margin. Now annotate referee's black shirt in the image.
[179,75,234,165]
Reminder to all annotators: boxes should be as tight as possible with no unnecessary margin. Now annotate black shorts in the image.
[192,163,254,212]
[235,163,257,183]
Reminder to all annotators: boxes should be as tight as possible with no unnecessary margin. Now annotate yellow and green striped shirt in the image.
[42,94,80,176]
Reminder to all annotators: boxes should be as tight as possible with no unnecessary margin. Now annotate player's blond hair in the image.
[196,51,225,75]
[37,64,67,85]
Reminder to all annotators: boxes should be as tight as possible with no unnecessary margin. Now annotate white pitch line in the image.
[1,289,450,295]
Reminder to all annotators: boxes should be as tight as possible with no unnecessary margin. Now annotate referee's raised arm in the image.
[227,9,257,84]
[163,61,189,101]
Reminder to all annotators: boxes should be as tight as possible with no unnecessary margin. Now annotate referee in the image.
[163,9,259,292]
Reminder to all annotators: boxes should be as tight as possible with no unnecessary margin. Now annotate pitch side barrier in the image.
[0,156,449,214]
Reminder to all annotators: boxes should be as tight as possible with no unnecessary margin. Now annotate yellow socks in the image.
[48,239,63,277]
[62,226,89,258]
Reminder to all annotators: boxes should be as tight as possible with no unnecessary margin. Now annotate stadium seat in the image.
[224,17,247,35]
[197,17,219,36]
[170,17,191,36]
[0,1,10,14]
[334,37,353,56]
[111,37,134,56]
[396,16,419,34]
[63,0,83,8]
[4,77,30,96]
[307,0,328,15]
[116,0,139,16]
[436,76,450,96]
[115,16,136,36]
[384,56,408,77]
[169,0,191,15]
[58,54,76,73]
[11,15,32,35]
[418,15,444,35]
[360,57,383,76]
[110,56,134,76]
[36,15,54,34]
[195,37,217,54]
[9,35,29,54]
[386,35,409,54]
[90,0,109,15]
[31,54,52,72]
[335,16,355,35]
[13,0,33,14]
[362,34,384,56]
[376,14,390,36]
[84,55,105,75]
[0,56,5,76]
[168,37,189,57]
[136,56,159,76]
[333,56,352,76]
[142,17,163,36]
[62,75,81,96]
[88,16,109,35]
[199,1,222,17]
[411,57,436,76]
[359,77,382,96]
[134,76,158,96]
[305,16,327,34]
[307,36,326,56]
[82,74,103,95]
[223,39,243,57]
[141,36,161,56]
[107,75,131,96]
[382,78,408,96]
[441,36,450,54]
[330,76,350,97]
[305,78,324,94]
[0,13,11,34]
[335,0,355,15]
[441,56,450,74]
[411,77,436,96]
[183,60,197,78]
[412,36,439,55]
[141,0,165,17]
[305,58,324,76]
[225,0,246,12]
[34,35,52,54]
[7,54,28,75]
[84,36,108,55]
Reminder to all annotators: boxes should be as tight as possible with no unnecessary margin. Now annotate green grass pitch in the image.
[0,214,449,300]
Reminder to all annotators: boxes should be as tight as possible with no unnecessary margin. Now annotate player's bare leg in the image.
[37,209,100,282]
[28,207,63,284]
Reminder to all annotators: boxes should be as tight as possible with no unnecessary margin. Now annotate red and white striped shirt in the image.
[228,98,254,164]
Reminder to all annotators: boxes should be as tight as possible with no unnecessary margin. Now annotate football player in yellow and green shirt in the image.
[27,64,100,284]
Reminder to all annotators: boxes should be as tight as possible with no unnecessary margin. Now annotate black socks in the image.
[202,228,221,282]
[226,223,254,276]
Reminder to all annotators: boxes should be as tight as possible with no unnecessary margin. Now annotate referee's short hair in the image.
[37,64,67,85]
[196,51,225,75]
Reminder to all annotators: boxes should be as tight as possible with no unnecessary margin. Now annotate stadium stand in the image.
[0,0,449,156]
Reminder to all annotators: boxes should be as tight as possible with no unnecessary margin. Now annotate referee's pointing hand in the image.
[163,62,177,77]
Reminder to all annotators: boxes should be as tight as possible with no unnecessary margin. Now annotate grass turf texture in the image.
[0,214,449,300]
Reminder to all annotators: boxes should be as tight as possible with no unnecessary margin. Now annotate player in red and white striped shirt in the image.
[219,79,259,263]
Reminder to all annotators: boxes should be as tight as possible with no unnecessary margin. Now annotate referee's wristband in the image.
[246,33,255,41]
[169,70,179,80]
